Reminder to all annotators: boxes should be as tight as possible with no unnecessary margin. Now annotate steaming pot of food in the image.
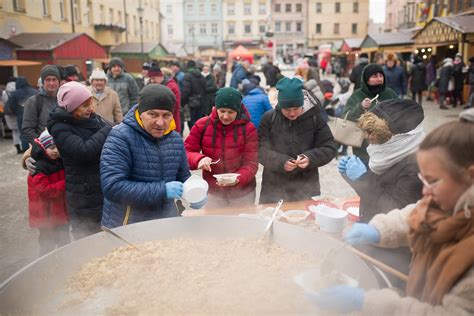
[0,216,383,314]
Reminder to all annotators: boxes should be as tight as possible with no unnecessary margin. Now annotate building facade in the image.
[222,0,270,48]
[271,0,307,57]
[307,0,369,48]
[0,0,161,47]
[160,0,186,55]
[182,0,223,53]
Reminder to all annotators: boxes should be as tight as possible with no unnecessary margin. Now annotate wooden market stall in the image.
[110,42,171,74]
[8,33,107,84]
[360,30,417,62]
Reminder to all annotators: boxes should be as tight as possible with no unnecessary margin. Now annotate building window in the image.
[296,22,302,32]
[109,8,114,24]
[259,24,266,33]
[211,3,217,13]
[59,0,66,20]
[259,2,266,14]
[211,23,218,34]
[188,24,194,36]
[334,23,339,34]
[186,3,193,13]
[42,0,50,16]
[87,2,93,24]
[352,23,357,34]
[275,3,281,12]
[228,3,235,15]
[228,23,235,34]
[168,24,173,35]
[13,0,26,12]
[124,13,129,32]
[99,5,105,24]
[244,23,251,34]
[199,3,204,14]
[353,2,359,13]
[285,21,291,32]
[244,2,251,15]
[315,23,321,34]
[200,23,206,35]
[316,2,322,13]
[285,3,291,12]
[133,16,137,35]
[117,10,123,25]
[335,2,341,13]
[73,0,81,22]
[296,3,302,12]
[166,5,172,14]
[275,21,281,32]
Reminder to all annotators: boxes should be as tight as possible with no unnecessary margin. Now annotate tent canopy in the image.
[229,45,254,63]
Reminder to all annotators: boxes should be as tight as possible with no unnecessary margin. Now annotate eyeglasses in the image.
[417,173,443,190]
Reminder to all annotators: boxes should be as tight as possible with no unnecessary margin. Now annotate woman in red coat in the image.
[185,87,258,207]
[27,130,69,256]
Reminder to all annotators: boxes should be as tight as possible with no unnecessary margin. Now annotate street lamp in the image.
[137,2,144,62]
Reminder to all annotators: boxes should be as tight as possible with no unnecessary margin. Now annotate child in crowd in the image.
[27,130,69,256]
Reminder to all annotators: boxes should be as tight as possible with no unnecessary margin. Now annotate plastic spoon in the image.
[263,199,284,236]
[210,158,221,165]
[369,94,379,103]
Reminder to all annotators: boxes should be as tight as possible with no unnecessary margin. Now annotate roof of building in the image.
[363,30,416,47]
[344,38,364,48]
[433,15,474,34]
[110,42,169,54]
[8,33,83,50]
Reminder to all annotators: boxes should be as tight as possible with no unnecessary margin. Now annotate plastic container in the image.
[293,268,358,293]
[311,205,348,233]
[182,175,209,203]
[258,207,284,220]
[213,173,240,185]
[282,210,311,223]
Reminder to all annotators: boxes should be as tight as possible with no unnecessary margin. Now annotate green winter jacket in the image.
[343,65,398,163]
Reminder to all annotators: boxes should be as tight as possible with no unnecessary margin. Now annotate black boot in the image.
[15,144,23,154]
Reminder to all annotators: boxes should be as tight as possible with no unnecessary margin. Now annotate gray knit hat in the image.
[40,65,60,83]
[138,84,175,114]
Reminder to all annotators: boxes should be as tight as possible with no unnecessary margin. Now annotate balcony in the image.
[94,23,126,33]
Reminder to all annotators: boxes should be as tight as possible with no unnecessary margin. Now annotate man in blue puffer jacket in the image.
[242,81,272,129]
[100,84,205,228]
[383,53,407,98]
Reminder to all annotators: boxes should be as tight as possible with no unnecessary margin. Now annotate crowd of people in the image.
[0,51,473,315]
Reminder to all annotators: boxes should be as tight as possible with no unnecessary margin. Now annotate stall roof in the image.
[344,38,364,49]
[432,15,474,34]
[9,33,84,51]
[111,42,169,55]
[361,30,416,48]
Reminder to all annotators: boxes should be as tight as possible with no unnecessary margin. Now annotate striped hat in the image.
[37,130,55,149]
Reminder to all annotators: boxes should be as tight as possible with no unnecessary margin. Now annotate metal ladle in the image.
[102,226,141,250]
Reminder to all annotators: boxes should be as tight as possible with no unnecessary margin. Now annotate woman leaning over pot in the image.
[309,109,474,315]
[47,81,112,239]
[185,87,258,207]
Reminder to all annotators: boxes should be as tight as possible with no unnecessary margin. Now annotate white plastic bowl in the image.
[282,210,310,223]
[313,205,348,233]
[258,207,284,220]
[182,175,209,203]
[293,268,358,293]
[213,173,240,185]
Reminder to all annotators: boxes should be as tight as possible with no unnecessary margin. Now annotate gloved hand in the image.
[165,181,183,199]
[344,223,380,245]
[306,285,364,314]
[345,156,367,181]
[190,196,207,209]
[338,155,351,174]
[25,157,37,174]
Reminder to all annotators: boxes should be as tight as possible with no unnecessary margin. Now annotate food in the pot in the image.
[63,238,324,315]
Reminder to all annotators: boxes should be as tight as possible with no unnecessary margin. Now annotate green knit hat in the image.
[276,77,304,108]
[215,87,242,111]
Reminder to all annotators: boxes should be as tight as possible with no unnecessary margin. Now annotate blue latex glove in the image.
[165,181,183,199]
[345,156,367,181]
[338,155,351,174]
[190,196,207,209]
[306,285,364,314]
[344,223,380,245]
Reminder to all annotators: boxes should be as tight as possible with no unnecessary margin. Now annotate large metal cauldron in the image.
[0,216,382,315]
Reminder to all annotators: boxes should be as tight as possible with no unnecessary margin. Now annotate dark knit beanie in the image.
[370,99,424,134]
[148,66,163,77]
[359,53,369,59]
[276,77,304,108]
[65,65,78,77]
[40,65,60,83]
[362,64,384,84]
[109,57,124,69]
[187,60,196,69]
[138,84,175,114]
[215,87,242,111]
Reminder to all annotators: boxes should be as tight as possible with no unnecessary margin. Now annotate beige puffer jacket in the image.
[88,86,123,124]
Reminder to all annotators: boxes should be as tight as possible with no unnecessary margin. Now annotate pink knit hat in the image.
[57,81,92,113]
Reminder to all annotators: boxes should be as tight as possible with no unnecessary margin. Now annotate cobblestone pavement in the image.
[0,72,464,283]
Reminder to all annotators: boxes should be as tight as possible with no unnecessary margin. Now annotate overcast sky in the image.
[370,0,386,23]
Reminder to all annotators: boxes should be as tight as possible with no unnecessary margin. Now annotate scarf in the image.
[134,109,175,136]
[367,125,425,174]
[407,187,474,305]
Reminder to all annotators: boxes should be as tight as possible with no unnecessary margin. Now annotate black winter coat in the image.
[410,62,427,92]
[345,154,422,223]
[47,107,112,221]
[259,105,338,204]
[452,62,466,91]
[350,60,369,90]
[262,63,281,87]
[181,69,206,108]
[438,65,453,94]
[202,74,217,115]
